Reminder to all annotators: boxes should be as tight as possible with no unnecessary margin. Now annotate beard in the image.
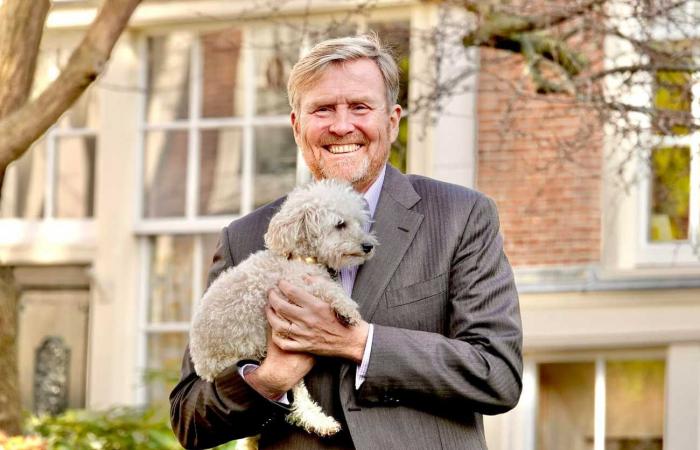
[298,127,392,191]
[319,152,371,184]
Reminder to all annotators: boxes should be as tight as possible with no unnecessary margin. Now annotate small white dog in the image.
[189,179,377,436]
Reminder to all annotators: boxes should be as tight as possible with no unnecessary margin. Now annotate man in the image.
[170,34,522,449]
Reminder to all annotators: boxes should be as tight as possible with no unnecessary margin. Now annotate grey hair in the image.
[287,33,400,112]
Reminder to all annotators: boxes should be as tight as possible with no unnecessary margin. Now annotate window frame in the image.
[133,28,294,234]
[0,119,98,252]
[635,42,700,265]
[0,44,99,253]
[518,350,667,450]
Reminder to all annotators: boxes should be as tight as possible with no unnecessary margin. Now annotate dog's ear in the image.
[264,204,305,256]
[301,205,322,240]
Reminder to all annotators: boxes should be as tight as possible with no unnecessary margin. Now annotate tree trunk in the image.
[0,0,50,435]
[0,268,21,436]
[0,0,49,118]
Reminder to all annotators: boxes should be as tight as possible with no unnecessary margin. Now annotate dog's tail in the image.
[286,380,341,436]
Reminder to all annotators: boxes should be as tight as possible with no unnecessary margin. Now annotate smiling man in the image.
[170,34,523,450]
[291,57,400,193]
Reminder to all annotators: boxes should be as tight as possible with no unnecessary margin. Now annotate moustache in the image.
[319,133,369,147]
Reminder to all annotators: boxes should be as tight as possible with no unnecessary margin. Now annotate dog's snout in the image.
[362,243,374,254]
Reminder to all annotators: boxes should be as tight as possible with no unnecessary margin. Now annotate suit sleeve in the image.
[169,228,287,449]
[357,195,523,415]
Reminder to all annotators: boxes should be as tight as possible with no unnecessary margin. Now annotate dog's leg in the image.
[286,380,341,436]
[307,278,362,326]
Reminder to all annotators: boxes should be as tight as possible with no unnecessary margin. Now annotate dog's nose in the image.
[362,243,374,254]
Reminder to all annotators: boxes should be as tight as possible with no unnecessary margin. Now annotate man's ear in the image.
[290,111,301,146]
[389,104,402,143]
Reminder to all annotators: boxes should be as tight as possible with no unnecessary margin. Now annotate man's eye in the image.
[335,220,346,229]
[352,104,369,111]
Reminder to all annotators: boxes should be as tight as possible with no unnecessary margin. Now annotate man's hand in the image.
[266,279,370,363]
[246,326,314,400]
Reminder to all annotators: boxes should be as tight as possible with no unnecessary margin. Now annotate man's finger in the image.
[269,289,303,320]
[265,304,289,333]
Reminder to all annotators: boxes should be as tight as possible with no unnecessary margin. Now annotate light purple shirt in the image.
[340,165,385,388]
[241,165,386,398]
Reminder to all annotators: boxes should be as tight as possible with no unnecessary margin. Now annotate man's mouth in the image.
[325,144,362,154]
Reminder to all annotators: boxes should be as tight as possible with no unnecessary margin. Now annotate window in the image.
[139,233,219,404]
[534,358,665,450]
[135,19,412,404]
[0,80,98,220]
[637,40,699,264]
[648,41,696,243]
[136,26,302,402]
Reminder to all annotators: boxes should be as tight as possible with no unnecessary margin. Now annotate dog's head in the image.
[264,179,378,271]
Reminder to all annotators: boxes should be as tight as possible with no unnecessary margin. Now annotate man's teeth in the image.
[327,144,360,154]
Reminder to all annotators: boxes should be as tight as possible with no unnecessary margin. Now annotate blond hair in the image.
[287,34,400,112]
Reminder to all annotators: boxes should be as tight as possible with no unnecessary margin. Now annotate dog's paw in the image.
[334,307,361,326]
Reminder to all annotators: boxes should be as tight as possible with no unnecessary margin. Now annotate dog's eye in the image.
[335,220,346,230]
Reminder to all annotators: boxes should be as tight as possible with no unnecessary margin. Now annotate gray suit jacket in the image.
[170,165,523,449]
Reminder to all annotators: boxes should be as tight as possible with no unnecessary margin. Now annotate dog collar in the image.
[291,256,318,265]
[289,255,338,281]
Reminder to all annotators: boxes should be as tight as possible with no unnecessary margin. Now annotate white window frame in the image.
[0,42,98,254]
[517,350,667,450]
[604,0,700,268]
[637,2,700,264]
[636,122,700,265]
[0,123,98,251]
[133,28,293,236]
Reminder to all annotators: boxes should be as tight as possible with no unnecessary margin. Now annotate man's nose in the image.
[328,109,354,135]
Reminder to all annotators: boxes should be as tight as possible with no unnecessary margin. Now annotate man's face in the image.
[291,58,402,193]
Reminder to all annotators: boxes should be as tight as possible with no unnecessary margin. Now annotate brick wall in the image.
[477,48,603,267]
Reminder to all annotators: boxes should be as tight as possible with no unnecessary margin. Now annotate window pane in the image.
[253,27,301,116]
[58,87,99,129]
[370,21,411,172]
[199,128,243,216]
[148,235,194,323]
[651,40,694,136]
[201,233,221,291]
[143,130,188,218]
[649,146,690,241]
[145,332,187,405]
[201,28,245,118]
[605,360,665,450]
[253,127,297,208]
[146,33,192,123]
[55,136,96,218]
[538,362,595,450]
[0,140,45,219]
[653,70,692,135]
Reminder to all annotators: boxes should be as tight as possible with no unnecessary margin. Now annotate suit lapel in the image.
[352,165,423,322]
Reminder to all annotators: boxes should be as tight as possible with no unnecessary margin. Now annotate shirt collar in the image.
[362,164,386,219]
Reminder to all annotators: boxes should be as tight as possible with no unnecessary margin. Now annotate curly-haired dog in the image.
[189,179,377,436]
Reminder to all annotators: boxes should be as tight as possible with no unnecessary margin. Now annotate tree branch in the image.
[0,0,142,169]
[0,0,51,118]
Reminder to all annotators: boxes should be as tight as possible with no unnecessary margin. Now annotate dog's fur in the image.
[189,179,377,436]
